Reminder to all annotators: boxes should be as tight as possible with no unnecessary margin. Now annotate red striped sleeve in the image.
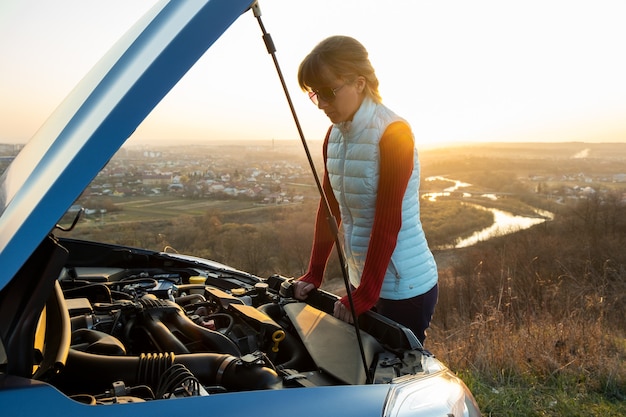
[299,128,340,287]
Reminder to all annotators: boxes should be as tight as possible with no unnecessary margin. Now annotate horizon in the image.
[4,138,626,153]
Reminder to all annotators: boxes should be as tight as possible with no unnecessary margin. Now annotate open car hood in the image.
[0,2,482,415]
[0,0,254,292]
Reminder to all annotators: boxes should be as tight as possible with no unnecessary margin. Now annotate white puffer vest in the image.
[326,98,437,299]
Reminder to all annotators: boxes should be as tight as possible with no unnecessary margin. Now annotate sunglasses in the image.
[308,83,346,105]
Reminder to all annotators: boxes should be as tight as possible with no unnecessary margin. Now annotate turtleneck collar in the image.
[334,97,377,137]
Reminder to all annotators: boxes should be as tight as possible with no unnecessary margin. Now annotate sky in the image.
[1,0,625,148]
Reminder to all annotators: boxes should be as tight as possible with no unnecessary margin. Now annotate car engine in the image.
[49,247,424,404]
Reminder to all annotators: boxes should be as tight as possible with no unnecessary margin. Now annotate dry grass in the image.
[427,199,626,415]
[430,311,625,391]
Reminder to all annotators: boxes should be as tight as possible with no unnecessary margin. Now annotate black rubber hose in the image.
[54,349,282,395]
[166,310,240,356]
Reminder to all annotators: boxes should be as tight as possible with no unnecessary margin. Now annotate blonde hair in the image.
[298,36,382,103]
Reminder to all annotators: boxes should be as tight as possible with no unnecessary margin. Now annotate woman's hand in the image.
[292,280,316,300]
[333,300,354,323]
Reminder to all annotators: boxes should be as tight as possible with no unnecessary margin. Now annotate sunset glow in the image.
[1,0,625,148]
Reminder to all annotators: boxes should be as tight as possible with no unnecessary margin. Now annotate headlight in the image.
[383,371,481,417]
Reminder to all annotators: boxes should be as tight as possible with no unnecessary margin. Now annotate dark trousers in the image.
[375,284,438,346]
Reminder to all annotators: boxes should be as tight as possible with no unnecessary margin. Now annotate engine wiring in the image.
[155,363,202,399]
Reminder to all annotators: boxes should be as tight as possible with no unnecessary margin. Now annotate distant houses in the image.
[73,146,309,204]
[530,171,626,204]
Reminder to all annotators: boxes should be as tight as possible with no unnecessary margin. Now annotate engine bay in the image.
[38,238,426,404]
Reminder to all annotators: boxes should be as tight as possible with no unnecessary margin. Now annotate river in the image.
[423,176,554,248]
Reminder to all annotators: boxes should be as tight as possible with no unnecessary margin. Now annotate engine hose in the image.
[175,293,206,307]
[256,303,282,321]
[256,303,311,369]
[71,328,126,356]
[140,315,190,353]
[136,296,240,356]
[54,349,282,395]
[166,310,240,355]
[138,352,174,390]
[271,331,312,370]
[62,282,112,304]
[176,353,282,391]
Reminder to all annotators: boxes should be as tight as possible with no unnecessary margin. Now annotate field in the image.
[81,196,271,222]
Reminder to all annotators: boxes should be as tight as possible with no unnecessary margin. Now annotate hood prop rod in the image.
[251,2,372,384]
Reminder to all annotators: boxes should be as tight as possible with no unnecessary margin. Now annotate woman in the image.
[291,36,438,345]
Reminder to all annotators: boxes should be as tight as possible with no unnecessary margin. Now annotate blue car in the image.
[0,1,480,416]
